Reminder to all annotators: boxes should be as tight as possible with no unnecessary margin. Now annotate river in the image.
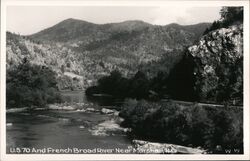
[6,91,132,154]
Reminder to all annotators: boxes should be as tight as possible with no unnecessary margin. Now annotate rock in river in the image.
[89,119,130,136]
[101,108,116,114]
[48,104,75,110]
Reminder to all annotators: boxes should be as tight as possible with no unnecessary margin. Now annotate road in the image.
[161,99,243,109]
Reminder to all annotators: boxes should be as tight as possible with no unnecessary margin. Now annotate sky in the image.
[7,6,222,35]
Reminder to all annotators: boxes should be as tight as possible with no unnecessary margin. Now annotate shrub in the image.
[120,99,243,153]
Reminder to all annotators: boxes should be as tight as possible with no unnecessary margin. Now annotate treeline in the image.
[86,53,242,105]
[86,69,185,101]
[86,70,151,100]
[203,7,243,35]
[6,59,61,109]
[119,99,243,154]
[85,51,194,101]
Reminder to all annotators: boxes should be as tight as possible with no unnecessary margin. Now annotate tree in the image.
[129,71,150,99]
[203,7,243,35]
[6,59,61,108]
[220,7,243,25]
[97,70,122,94]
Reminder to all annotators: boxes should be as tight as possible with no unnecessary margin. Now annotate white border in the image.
[1,0,249,160]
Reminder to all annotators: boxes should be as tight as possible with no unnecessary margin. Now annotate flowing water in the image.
[6,91,132,154]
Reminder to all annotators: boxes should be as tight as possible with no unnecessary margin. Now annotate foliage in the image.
[6,59,61,108]
[120,99,243,153]
[86,70,150,100]
[203,7,243,35]
[220,7,243,25]
[7,32,30,55]
[86,62,198,101]
[203,21,223,35]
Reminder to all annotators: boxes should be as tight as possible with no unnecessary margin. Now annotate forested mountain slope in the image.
[7,19,209,90]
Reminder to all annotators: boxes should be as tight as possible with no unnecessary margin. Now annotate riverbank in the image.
[6,107,132,153]
[6,103,211,154]
[6,102,208,154]
[6,102,119,114]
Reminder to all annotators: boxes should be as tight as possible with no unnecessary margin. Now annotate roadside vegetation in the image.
[119,99,243,154]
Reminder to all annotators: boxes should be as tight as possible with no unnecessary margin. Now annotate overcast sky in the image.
[7,6,221,35]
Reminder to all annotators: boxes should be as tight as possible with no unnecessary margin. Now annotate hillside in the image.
[7,19,210,90]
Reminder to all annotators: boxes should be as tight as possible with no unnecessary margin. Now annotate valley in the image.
[5,6,244,154]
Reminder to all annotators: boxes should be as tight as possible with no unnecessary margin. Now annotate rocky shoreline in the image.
[89,118,131,136]
[6,103,119,115]
[132,140,206,154]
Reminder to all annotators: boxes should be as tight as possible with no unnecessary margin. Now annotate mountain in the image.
[7,19,210,90]
[29,19,152,42]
